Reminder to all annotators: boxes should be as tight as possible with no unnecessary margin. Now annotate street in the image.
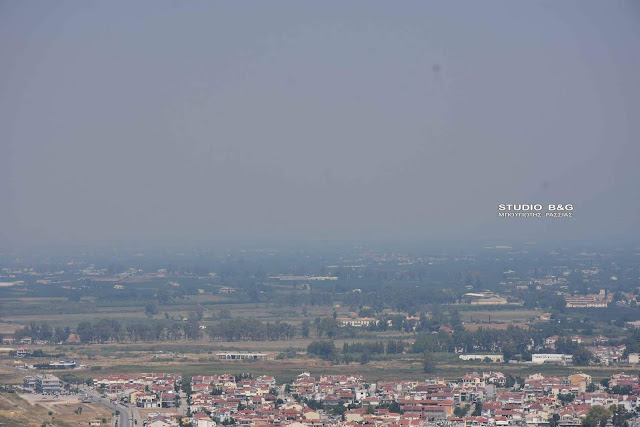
[80,385,142,427]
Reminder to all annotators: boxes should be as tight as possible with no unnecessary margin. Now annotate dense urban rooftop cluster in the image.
[85,370,640,427]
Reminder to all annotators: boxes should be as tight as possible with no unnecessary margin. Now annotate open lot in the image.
[0,391,54,426]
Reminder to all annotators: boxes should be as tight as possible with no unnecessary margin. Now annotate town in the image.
[13,368,640,427]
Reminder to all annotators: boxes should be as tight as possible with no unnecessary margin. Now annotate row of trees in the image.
[206,320,296,341]
[577,405,633,427]
[307,340,408,363]
[412,326,541,358]
[26,315,299,344]
[553,338,593,365]
[76,318,199,343]
[12,322,70,343]
[410,327,598,366]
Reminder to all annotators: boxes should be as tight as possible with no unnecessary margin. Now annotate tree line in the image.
[411,326,542,360]
[307,339,408,364]
[206,319,296,341]
[10,317,299,344]
[11,322,70,343]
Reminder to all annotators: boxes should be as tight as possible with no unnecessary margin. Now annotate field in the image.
[20,393,111,427]
[0,392,48,427]
[0,296,339,328]
[0,391,112,427]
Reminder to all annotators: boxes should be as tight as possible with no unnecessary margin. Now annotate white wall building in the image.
[531,354,572,364]
[459,354,504,362]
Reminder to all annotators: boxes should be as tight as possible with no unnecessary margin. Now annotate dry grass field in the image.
[0,298,342,328]
[19,393,111,426]
[0,324,20,335]
[0,363,28,384]
[45,401,110,427]
[0,391,52,426]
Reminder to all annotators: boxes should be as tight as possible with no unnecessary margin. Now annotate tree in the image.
[449,309,463,331]
[301,320,311,338]
[502,341,517,361]
[388,401,402,414]
[583,405,611,427]
[157,287,170,304]
[77,321,94,343]
[611,385,632,395]
[423,352,436,373]
[610,404,632,427]
[307,341,336,361]
[183,316,201,340]
[472,402,482,416]
[505,374,516,389]
[454,405,470,417]
[181,376,192,396]
[573,346,593,366]
[145,303,158,317]
[332,405,346,416]
[316,318,340,339]
[558,393,575,405]
[53,326,70,343]
[360,352,370,365]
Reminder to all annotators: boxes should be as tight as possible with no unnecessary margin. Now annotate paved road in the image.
[95,395,130,427]
[80,386,142,427]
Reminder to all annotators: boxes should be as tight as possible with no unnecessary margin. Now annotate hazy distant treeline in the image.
[7,318,300,344]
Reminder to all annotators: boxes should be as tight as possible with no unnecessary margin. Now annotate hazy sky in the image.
[1,1,639,245]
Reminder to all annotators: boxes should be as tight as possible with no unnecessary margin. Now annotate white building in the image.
[216,352,267,360]
[459,354,504,362]
[531,354,572,364]
[338,318,378,327]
